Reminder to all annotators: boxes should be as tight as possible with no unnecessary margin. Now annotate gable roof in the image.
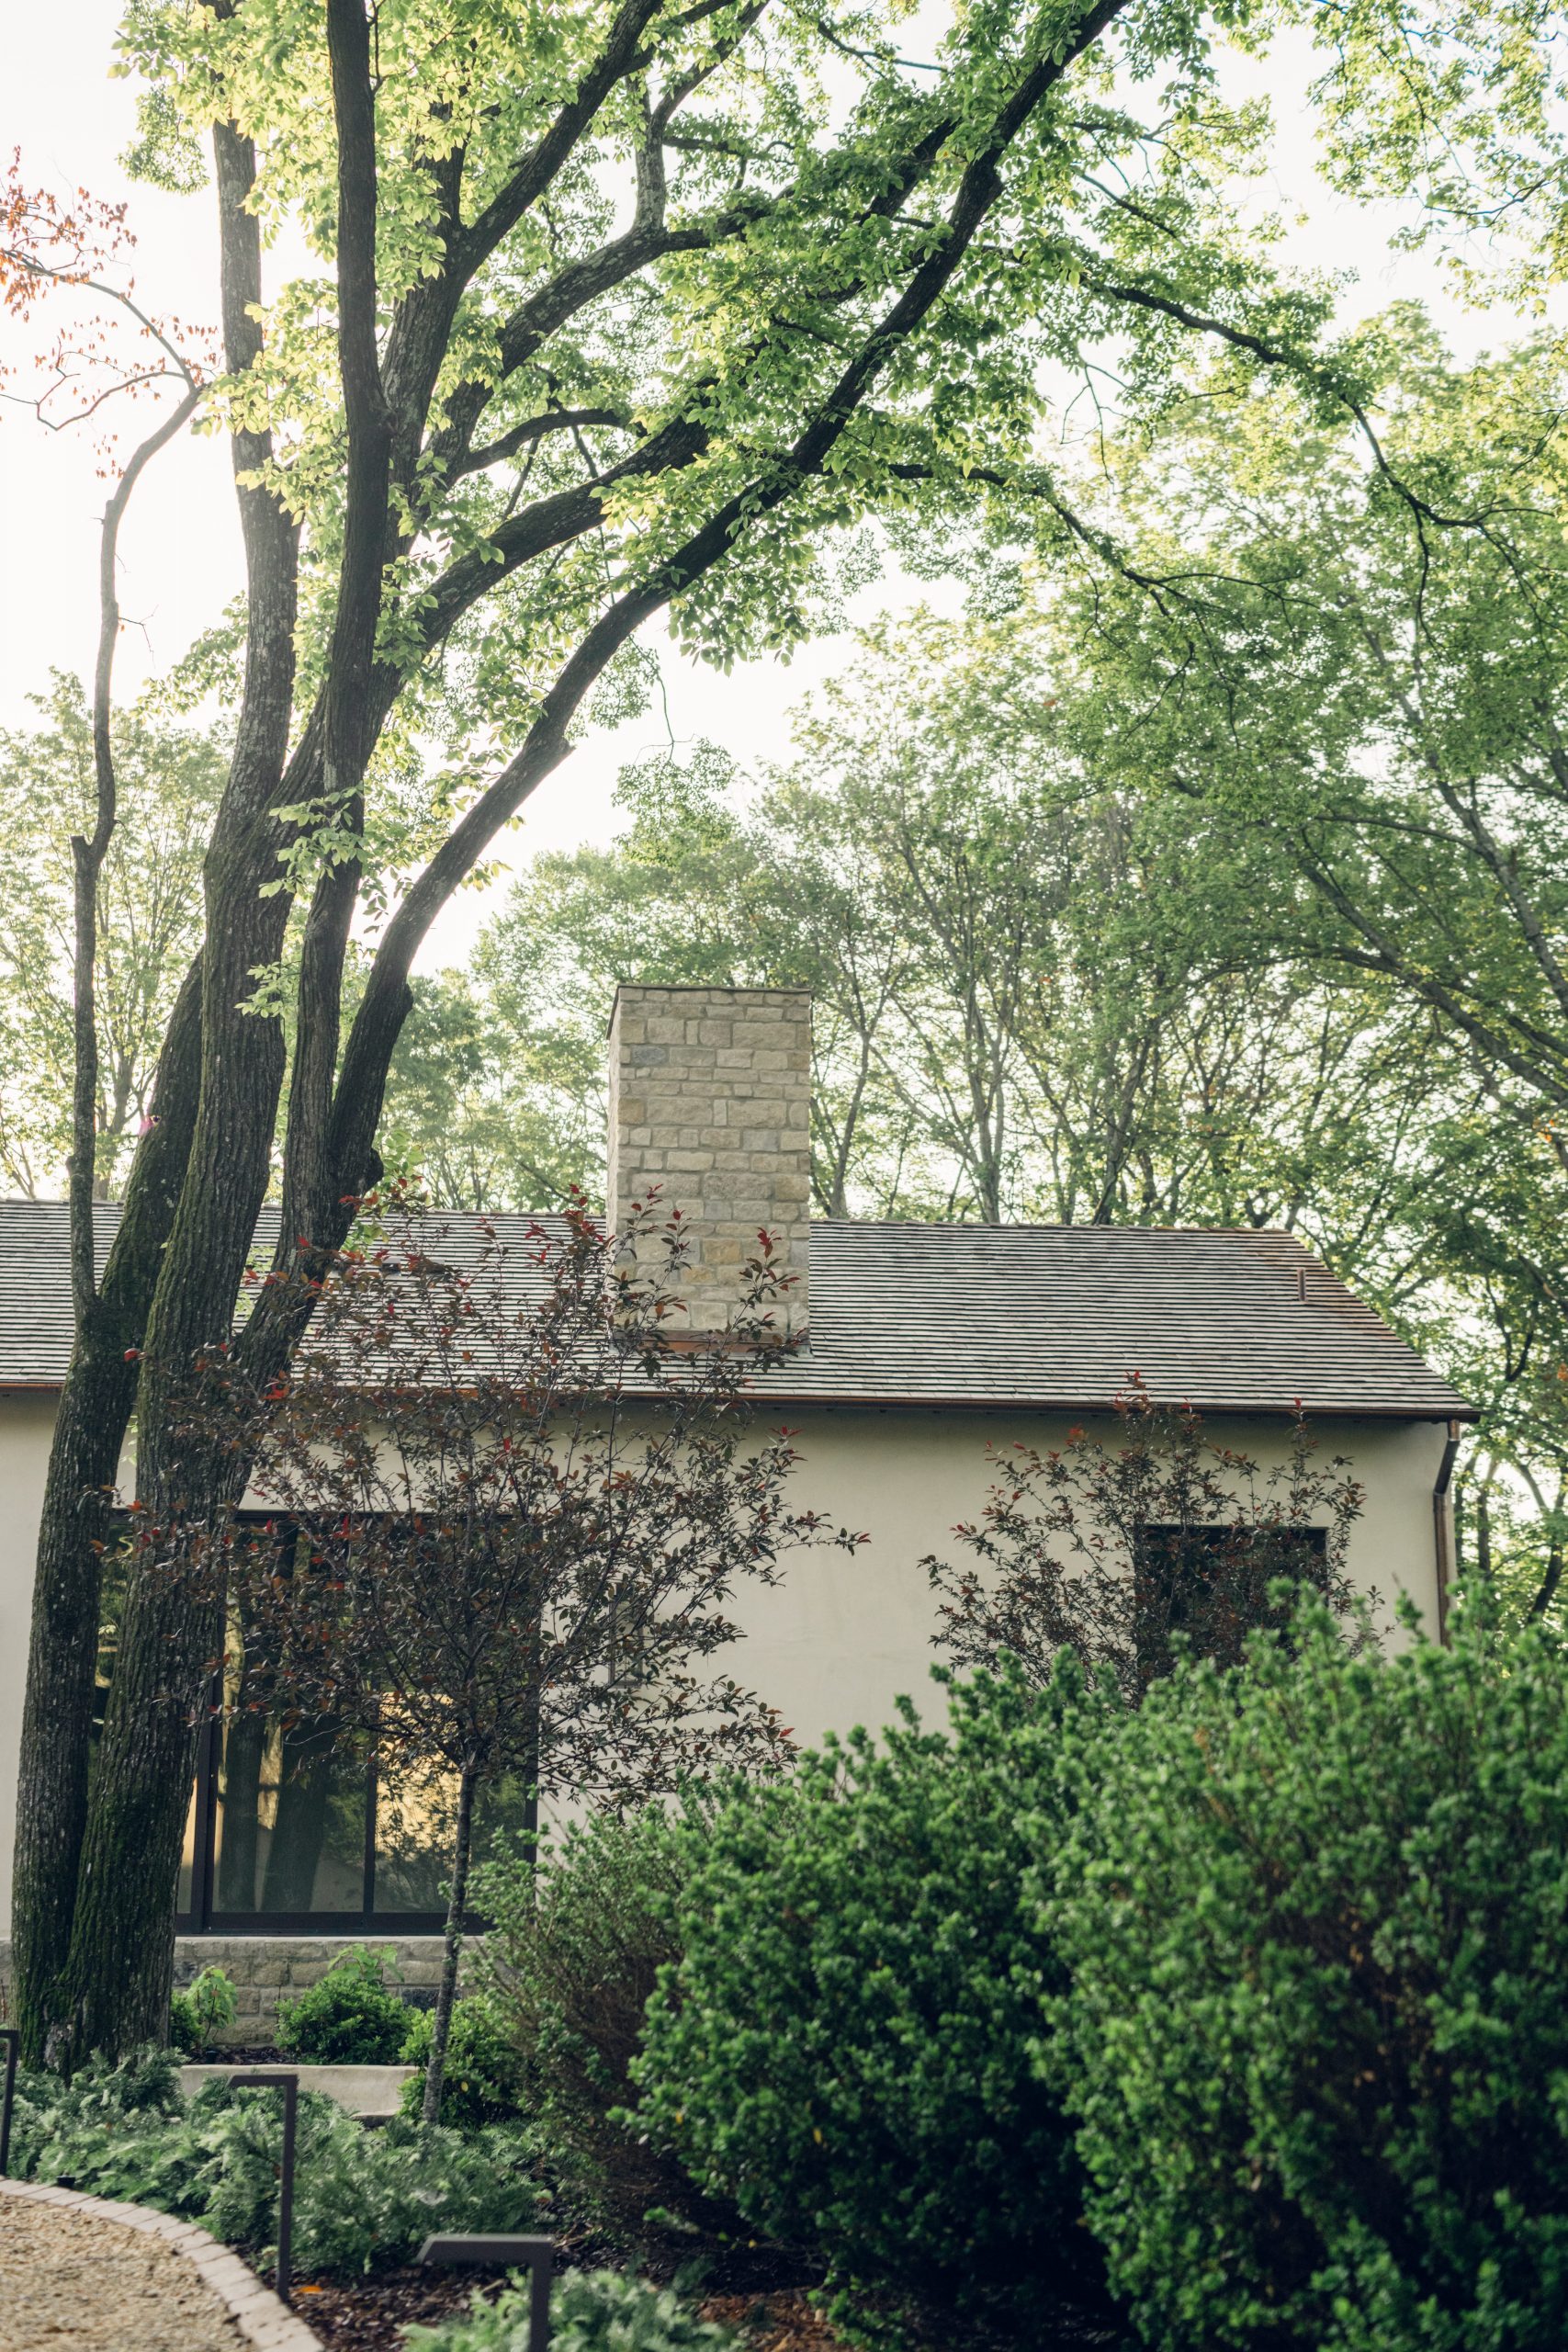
[0,1197,1472,1420]
[798,1219,1472,1419]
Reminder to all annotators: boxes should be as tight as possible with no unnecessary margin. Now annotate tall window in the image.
[178,1658,462,1932]
[177,1705,535,1932]
[161,1515,536,1934]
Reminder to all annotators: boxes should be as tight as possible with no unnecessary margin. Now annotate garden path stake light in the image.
[231,2070,298,2304]
[420,2233,554,2352]
[0,2029,17,2175]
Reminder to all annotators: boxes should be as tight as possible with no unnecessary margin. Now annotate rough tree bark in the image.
[47,109,302,2060]
[10,973,202,2062]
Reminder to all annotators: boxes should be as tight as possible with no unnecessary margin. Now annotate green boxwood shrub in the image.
[1045,1600,1568,2352]
[407,2267,739,2352]
[400,1996,526,2127]
[632,1668,1109,2346]
[274,1944,410,2063]
[6,2050,541,2276]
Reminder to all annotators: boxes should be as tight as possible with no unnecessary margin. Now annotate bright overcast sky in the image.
[0,3,1533,969]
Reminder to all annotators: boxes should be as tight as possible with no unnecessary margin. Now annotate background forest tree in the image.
[383,567,1560,1616]
[5,0,1567,2064]
[0,677,220,1199]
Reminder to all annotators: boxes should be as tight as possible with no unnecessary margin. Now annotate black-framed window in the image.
[172,1514,536,1937]
[177,1695,538,1936]
[177,1681,460,1935]
[1134,1521,1329,1684]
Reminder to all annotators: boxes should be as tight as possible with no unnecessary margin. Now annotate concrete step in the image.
[179,2063,415,2120]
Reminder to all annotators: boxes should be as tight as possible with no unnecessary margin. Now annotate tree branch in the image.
[417,408,710,650]
[281,0,398,1249]
[315,0,1133,1226]
[210,121,300,830]
[426,207,741,487]
[1083,268,1517,537]
[1280,836,1568,1106]
[457,0,674,274]
[68,381,201,1326]
[457,404,632,478]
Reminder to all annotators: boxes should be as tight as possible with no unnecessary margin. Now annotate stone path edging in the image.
[0,2176,324,2351]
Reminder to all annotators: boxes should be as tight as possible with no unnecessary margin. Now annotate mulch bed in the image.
[292,2263,513,2350]
[187,2069,846,2346]
[699,2289,847,2350]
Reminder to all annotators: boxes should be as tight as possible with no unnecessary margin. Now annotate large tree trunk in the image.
[14,1347,149,2063]
[40,107,303,2061]
[57,833,297,2051]
[55,1568,229,2056]
[9,965,202,2064]
[11,324,202,2068]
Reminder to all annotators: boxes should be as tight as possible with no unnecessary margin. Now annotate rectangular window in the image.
[181,1709,419,1935]
[1134,1522,1329,1684]
[175,1513,540,1936]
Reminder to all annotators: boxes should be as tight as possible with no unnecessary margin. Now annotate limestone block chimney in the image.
[605,984,812,1335]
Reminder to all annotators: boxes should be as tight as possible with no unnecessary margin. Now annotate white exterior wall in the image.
[0,1396,59,1935]
[731,1406,1451,1748]
[0,1391,1452,1925]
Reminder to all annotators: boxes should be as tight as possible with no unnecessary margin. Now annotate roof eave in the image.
[0,1378,1478,1420]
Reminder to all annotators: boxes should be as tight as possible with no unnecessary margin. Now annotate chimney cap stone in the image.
[606,981,813,1038]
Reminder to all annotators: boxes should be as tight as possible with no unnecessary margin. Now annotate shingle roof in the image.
[1,1200,100,1389]
[0,1197,1472,1419]
[794,1221,1471,1419]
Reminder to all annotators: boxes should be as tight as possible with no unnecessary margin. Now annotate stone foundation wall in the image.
[0,1934,453,2047]
[173,1936,451,2044]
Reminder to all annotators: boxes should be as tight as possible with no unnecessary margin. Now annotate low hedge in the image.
[275,1944,411,2064]
[400,1996,526,2128]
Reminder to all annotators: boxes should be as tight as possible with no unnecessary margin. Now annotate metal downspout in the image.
[1433,1419,1461,1645]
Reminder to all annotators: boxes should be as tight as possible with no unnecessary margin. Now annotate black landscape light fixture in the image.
[230,2070,299,2304]
[0,2028,17,2177]
[419,2233,554,2352]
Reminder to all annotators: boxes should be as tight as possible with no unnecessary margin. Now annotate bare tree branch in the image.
[68,381,201,1324]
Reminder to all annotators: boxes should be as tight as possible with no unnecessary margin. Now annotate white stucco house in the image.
[0,984,1472,2026]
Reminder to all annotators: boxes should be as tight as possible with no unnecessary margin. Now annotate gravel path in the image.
[0,2195,246,2352]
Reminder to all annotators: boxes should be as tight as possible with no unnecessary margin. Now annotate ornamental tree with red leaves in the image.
[157,1192,860,2122]
[925,1378,1366,1703]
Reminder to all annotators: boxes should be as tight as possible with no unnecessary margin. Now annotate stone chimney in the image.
[605,985,812,1335]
